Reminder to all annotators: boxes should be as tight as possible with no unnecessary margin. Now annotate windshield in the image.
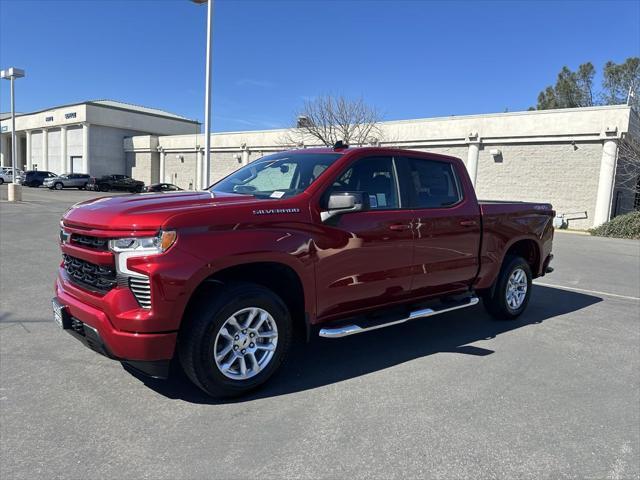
[211,152,342,199]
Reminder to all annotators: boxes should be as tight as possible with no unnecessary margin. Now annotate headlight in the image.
[108,230,177,254]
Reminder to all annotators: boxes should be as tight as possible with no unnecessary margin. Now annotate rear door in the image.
[401,155,481,297]
[314,155,416,320]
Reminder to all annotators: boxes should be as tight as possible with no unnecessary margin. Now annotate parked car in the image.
[54,146,555,398]
[87,174,144,193]
[0,170,11,184]
[0,167,24,184]
[22,170,57,187]
[44,173,91,190]
[144,183,183,193]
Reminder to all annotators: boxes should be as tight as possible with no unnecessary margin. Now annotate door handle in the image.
[459,220,478,227]
[389,224,412,231]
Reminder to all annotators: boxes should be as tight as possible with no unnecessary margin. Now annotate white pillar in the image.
[60,126,68,173]
[196,147,203,190]
[1,134,9,167]
[593,139,619,227]
[158,147,166,183]
[466,139,480,187]
[42,129,48,171]
[82,124,90,174]
[25,130,32,170]
[241,146,250,166]
[15,134,23,171]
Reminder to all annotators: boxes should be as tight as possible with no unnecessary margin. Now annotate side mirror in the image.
[321,192,368,222]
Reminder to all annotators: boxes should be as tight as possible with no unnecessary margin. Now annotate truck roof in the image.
[283,146,462,163]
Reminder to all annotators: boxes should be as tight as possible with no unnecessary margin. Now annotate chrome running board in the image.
[319,296,479,338]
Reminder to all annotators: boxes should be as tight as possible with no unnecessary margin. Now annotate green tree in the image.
[534,58,639,111]
[536,63,595,109]
[601,57,640,110]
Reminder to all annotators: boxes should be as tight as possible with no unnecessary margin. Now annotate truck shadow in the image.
[128,285,602,404]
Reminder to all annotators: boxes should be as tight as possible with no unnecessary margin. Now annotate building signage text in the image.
[65,112,77,119]
[45,116,54,122]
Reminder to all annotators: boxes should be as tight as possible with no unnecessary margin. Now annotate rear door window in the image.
[405,157,462,208]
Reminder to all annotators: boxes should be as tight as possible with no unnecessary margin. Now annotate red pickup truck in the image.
[54,146,554,397]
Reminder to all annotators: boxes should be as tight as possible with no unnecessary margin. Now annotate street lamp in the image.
[191,0,214,189]
[0,67,25,202]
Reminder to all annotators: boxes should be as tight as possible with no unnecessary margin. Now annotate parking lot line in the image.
[534,281,640,302]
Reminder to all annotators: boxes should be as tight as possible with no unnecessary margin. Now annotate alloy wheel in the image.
[506,267,527,310]
[213,307,278,380]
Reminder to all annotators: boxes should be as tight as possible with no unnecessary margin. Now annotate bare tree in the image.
[283,95,383,147]
[616,134,640,208]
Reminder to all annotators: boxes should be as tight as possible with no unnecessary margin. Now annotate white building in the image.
[0,100,199,176]
[125,105,639,229]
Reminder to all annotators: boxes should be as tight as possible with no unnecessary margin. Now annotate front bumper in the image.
[54,275,177,370]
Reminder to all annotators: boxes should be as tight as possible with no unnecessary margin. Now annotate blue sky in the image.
[1,0,639,132]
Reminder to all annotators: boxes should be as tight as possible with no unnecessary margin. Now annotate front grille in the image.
[63,254,117,293]
[71,234,109,251]
[129,276,152,309]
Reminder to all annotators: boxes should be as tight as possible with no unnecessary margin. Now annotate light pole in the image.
[191,0,214,189]
[1,67,25,202]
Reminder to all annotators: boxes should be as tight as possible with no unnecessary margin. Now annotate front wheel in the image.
[54,182,63,190]
[99,184,109,192]
[179,282,292,398]
[482,255,532,320]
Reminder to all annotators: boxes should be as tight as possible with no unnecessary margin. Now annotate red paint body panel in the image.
[55,147,554,363]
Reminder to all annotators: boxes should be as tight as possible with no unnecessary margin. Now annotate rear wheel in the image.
[179,282,292,398]
[482,255,532,320]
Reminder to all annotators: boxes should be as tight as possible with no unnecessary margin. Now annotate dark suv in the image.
[22,170,57,187]
[87,175,145,193]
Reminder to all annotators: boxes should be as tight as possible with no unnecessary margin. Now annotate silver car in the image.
[44,173,91,190]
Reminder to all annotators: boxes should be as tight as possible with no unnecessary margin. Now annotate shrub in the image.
[589,211,640,239]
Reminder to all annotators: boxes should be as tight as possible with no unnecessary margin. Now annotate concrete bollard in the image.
[8,183,22,202]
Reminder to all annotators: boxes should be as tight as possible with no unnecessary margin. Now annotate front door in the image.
[402,155,481,297]
[314,156,415,320]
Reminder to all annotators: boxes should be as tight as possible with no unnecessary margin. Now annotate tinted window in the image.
[407,158,461,208]
[212,153,342,199]
[327,156,399,209]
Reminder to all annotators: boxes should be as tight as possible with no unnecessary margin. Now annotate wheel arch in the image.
[182,261,309,341]
[503,237,541,277]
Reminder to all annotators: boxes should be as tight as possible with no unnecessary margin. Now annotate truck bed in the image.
[479,199,554,216]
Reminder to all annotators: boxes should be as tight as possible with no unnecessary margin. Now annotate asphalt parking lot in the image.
[1,185,639,480]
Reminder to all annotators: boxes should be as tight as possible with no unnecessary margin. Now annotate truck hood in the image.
[63,191,260,231]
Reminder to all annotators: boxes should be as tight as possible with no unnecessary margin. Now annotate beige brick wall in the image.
[165,152,198,189]
[411,146,469,160]
[128,151,158,185]
[211,152,245,183]
[474,142,602,229]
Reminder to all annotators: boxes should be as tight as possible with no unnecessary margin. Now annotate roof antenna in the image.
[333,140,348,150]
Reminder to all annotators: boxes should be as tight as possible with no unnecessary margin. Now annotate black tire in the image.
[79,184,86,190]
[179,282,292,398]
[482,255,532,320]
[99,184,109,192]
[54,182,63,190]
[0,178,4,185]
